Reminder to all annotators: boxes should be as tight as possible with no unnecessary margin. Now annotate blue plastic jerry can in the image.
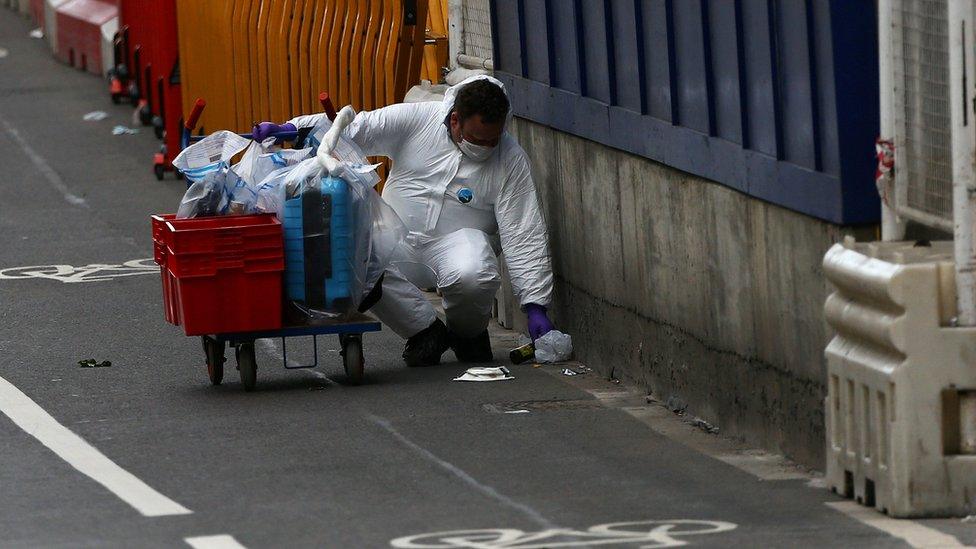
[282,175,353,312]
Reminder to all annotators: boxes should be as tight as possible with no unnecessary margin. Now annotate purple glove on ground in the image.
[525,303,554,341]
[252,122,296,143]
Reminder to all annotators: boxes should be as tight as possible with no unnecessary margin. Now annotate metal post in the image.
[950,1,976,454]
[949,0,976,326]
[879,0,907,241]
[448,0,464,71]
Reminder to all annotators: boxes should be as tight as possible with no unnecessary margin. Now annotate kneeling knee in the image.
[441,263,501,296]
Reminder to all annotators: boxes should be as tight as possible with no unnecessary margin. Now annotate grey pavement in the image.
[0,9,973,549]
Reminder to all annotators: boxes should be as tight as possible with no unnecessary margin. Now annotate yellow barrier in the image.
[421,0,448,83]
[177,0,429,134]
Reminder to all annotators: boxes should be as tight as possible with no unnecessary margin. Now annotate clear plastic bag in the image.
[268,156,405,318]
[176,171,229,218]
[232,140,312,189]
[175,132,312,218]
[172,130,250,183]
[534,330,573,363]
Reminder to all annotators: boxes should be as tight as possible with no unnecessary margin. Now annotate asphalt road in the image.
[1,9,974,549]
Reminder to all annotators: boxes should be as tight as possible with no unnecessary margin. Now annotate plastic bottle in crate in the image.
[283,175,353,312]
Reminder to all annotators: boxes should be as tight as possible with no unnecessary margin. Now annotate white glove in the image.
[316,105,357,177]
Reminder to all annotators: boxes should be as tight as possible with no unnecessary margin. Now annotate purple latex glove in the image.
[525,303,554,341]
[252,122,296,143]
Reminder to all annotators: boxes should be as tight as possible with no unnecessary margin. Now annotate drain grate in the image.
[483,399,605,414]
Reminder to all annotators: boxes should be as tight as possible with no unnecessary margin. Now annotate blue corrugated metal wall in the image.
[491,0,880,224]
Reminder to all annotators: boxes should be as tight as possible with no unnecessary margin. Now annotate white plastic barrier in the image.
[99,16,116,77]
[824,239,976,517]
[43,0,69,52]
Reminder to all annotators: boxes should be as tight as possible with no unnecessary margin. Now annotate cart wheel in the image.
[341,334,365,385]
[152,116,164,139]
[138,104,152,126]
[201,336,224,386]
[153,163,165,181]
[236,342,257,391]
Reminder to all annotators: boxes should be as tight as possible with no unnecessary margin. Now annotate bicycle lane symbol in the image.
[389,519,738,548]
[0,259,158,284]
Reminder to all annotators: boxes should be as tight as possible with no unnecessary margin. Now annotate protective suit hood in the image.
[439,75,513,130]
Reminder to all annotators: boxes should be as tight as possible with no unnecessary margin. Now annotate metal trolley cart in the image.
[201,313,381,391]
[153,93,373,392]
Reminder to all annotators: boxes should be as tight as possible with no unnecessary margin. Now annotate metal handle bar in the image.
[188,130,299,143]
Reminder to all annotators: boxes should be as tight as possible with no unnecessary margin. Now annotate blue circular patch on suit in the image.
[457,188,473,204]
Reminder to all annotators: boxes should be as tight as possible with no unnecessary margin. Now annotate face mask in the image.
[458,139,495,162]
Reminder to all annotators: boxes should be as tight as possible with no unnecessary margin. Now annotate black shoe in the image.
[450,329,493,363]
[402,318,450,367]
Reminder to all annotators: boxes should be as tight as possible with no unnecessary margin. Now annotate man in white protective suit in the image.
[253,76,555,366]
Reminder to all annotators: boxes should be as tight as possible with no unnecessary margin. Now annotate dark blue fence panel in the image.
[609,0,643,113]
[640,0,676,122]
[707,0,744,145]
[490,0,880,224]
[775,0,820,171]
[522,0,551,84]
[672,0,712,134]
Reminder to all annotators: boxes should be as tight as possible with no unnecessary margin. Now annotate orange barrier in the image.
[421,0,448,84]
[176,0,428,135]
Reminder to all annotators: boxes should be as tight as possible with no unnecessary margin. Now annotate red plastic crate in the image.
[151,214,284,336]
[150,214,178,324]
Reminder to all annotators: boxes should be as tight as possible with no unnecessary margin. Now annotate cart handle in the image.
[319,92,337,121]
[188,130,300,143]
[185,98,206,131]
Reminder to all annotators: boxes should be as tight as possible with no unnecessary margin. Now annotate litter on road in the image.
[691,418,720,435]
[28,28,43,38]
[561,368,578,376]
[78,359,111,368]
[112,125,138,135]
[0,48,8,59]
[453,366,514,382]
[534,330,573,363]
[83,111,108,121]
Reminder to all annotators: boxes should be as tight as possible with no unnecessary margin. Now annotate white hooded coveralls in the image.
[289,76,553,338]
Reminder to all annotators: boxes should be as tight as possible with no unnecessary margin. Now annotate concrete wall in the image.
[499,117,876,469]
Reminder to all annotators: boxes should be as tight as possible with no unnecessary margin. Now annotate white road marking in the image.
[0,375,192,517]
[255,338,298,368]
[0,115,88,207]
[390,520,738,548]
[184,535,248,549]
[256,338,337,385]
[0,259,157,283]
[826,502,972,548]
[368,414,556,529]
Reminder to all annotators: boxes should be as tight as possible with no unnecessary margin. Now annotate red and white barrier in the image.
[54,0,117,75]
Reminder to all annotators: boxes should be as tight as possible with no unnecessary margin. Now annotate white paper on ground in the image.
[84,111,108,121]
[112,125,139,135]
[29,29,43,39]
[453,366,514,382]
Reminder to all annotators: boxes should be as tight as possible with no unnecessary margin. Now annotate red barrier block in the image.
[30,0,43,26]
[55,0,117,75]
